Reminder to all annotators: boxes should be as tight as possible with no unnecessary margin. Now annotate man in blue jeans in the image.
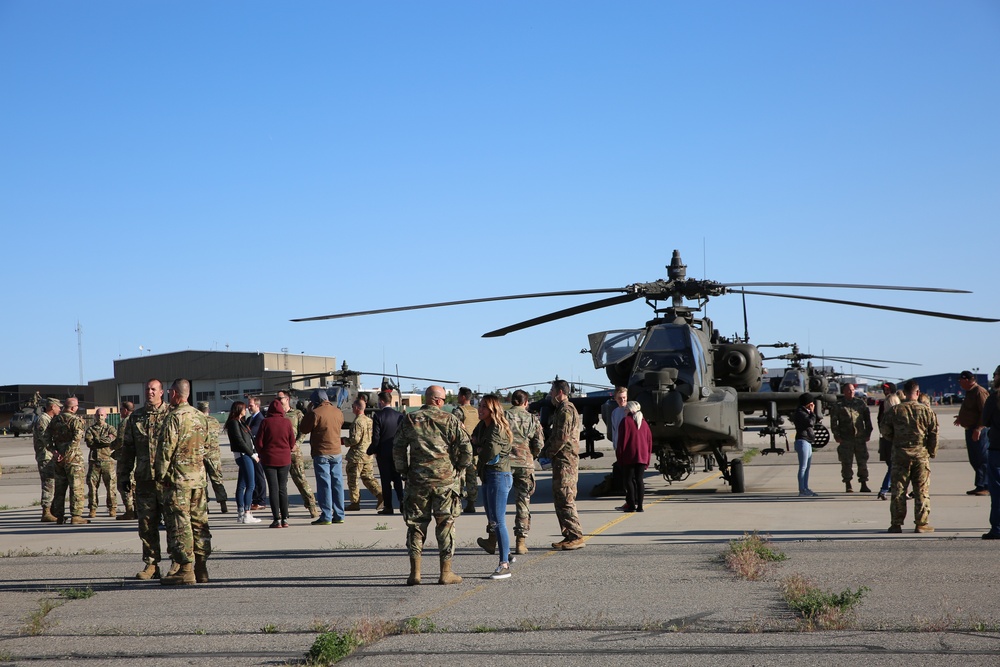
[955,371,990,496]
[299,390,346,525]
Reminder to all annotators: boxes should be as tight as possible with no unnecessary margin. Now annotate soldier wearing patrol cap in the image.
[34,398,61,522]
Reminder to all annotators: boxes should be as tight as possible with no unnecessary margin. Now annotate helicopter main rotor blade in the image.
[482,293,642,338]
[732,290,999,323]
[817,355,921,367]
[291,288,626,322]
[817,357,888,370]
[724,282,969,294]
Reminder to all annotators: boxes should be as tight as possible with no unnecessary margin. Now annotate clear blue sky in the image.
[3,1,998,391]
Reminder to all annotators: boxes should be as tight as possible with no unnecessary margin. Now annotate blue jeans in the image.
[235,454,256,512]
[879,461,891,496]
[966,428,990,489]
[794,439,812,493]
[482,470,514,563]
[313,454,344,522]
[987,448,1000,535]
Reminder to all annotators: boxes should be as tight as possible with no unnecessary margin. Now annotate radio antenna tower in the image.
[76,320,84,384]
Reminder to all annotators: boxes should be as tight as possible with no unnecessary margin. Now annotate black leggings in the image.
[623,464,646,510]
[264,465,290,521]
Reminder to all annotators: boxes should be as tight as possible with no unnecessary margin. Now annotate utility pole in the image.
[75,320,84,384]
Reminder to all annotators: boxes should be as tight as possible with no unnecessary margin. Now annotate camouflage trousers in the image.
[890,450,931,528]
[116,460,135,511]
[52,456,87,519]
[162,484,212,565]
[135,479,165,566]
[837,439,870,483]
[37,460,55,509]
[462,455,479,503]
[402,483,462,561]
[290,446,316,511]
[511,466,536,537]
[346,451,382,505]
[551,452,583,541]
[87,460,118,511]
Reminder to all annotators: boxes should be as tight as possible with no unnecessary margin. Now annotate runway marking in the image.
[416,470,725,619]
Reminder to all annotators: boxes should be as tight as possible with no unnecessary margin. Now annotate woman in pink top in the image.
[615,401,653,512]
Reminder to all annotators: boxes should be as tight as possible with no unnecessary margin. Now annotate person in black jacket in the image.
[792,393,820,497]
[225,401,261,524]
[368,391,404,515]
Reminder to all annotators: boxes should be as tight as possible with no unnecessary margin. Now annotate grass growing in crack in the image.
[0,505,14,510]
[374,522,388,531]
[723,531,786,580]
[21,598,64,636]
[306,616,438,665]
[328,540,381,551]
[740,448,760,464]
[261,624,279,633]
[472,625,497,633]
[781,573,868,630]
[1,547,115,558]
[57,586,94,600]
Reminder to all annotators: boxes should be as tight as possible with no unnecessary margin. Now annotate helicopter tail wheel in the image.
[728,459,746,493]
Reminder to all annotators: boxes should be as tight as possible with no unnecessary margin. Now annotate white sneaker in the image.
[490,564,511,580]
[244,512,262,524]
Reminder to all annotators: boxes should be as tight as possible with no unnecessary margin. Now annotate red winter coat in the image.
[256,399,295,467]
[615,413,653,467]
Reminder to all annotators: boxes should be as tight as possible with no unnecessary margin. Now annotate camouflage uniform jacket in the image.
[829,396,873,441]
[121,401,169,483]
[882,399,938,458]
[85,421,118,463]
[44,412,86,463]
[506,407,543,468]
[203,415,225,489]
[284,408,308,448]
[33,412,53,466]
[345,414,373,460]
[543,399,581,460]
[113,415,130,460]
[394,404,472,492]
[452,404,480,436]
[155,403,210,489]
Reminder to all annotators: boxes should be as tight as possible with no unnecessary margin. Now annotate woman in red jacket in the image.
[615,401,653,512]
[255,398,296,527]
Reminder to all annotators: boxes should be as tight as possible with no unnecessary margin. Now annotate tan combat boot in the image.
[194,555,209,583]
[108,507,117,518]
[166,561,180,577]
[476,533,497,555]
[307,502,319,519]
[407,554,421,586]
[438,556,462,585]
[41,508,57,522]
[515,536,528,555]
[375,493,384,512]
[70,516,90,525]
[136,563,160,580]
[345,502,362,512]
[161,562,196,586]
[88,508,97,519]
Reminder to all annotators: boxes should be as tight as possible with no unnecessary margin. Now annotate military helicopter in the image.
[759,342,919,395]
[293,249,997,492]
[273,361,456,425]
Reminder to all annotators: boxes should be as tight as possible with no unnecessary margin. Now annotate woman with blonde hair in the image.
[615,401,653,512]
[473,394,515,579]
[876,384,902,500]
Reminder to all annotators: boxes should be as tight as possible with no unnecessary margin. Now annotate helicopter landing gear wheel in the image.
[729,459,746,494]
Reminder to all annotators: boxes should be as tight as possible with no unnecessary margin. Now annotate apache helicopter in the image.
[292,249,996,493]
[273,361,456,426]
[759,342,918,395]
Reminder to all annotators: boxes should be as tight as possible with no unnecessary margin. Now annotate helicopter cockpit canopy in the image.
[589,325,708,391]
[588,329,643,369]
[778,369,805,393]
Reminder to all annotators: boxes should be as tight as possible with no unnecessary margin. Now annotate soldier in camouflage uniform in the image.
[882,379,938,534]
[85,408,119,518]
[452,387,480,514]
[544,379,585,550]
[506,390,542,554]
[394,385,472,586]
[121,379,170,580]
[277,392,318,518]
[829,383,874,493]
[44,396,89,524]
[156,380,214,585]
[33,398,61,522]
[115,401,136,520]
[345,398,383,511]
[197,402,228,515]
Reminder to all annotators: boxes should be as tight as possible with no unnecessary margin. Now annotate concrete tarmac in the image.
[1,404,998,665]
